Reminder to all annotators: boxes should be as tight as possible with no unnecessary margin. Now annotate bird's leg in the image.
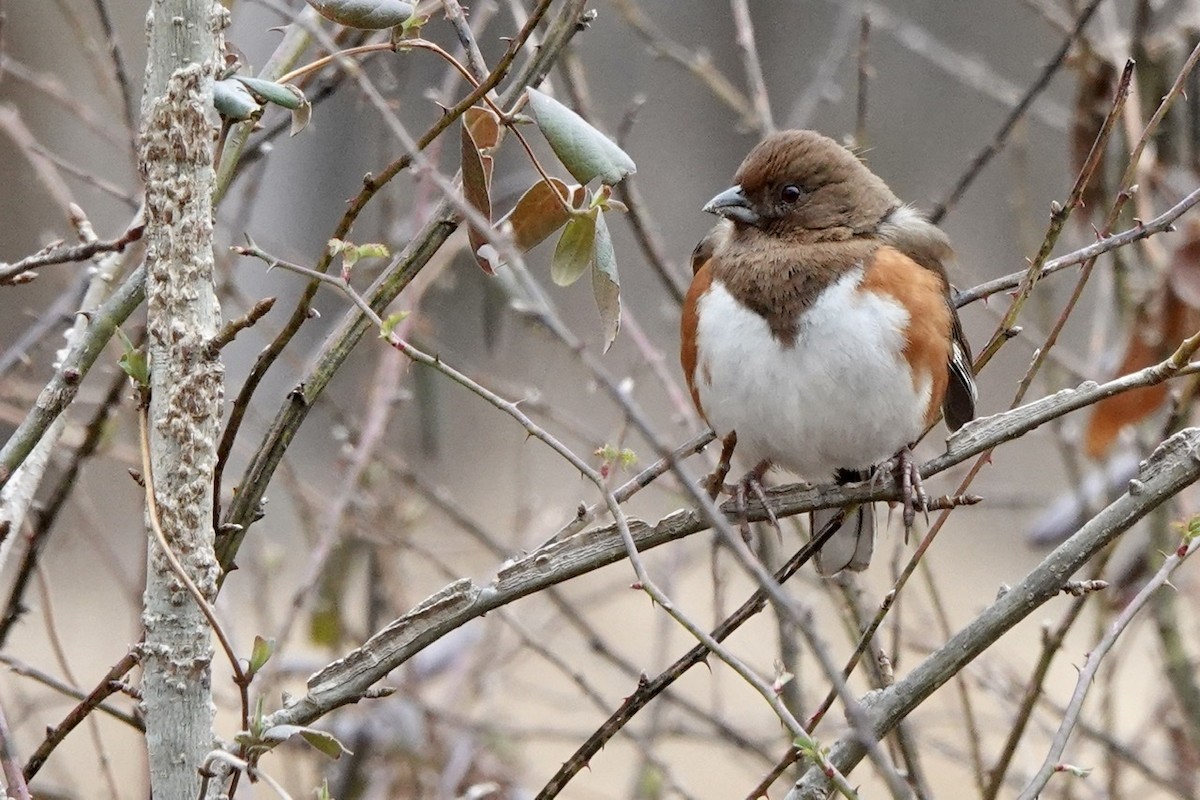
[703,432,738,500]
[734,459,778,543]
[894,445,928,531]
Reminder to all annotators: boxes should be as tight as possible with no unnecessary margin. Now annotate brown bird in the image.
[680,130,976,574]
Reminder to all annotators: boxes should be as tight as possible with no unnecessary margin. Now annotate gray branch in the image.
[261,352,1200,730]
[786,428,1200,799]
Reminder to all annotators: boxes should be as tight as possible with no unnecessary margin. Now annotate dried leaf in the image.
[500,178,574,252]
[1084,289,1198,458]
[550,212,596,287]
[591,212,621,352]
[306,0,414,29]
[526,87,636,185]
[1167,221,1200,309]
[461,118,494,273]
[290,98,312,136]
[464,106,502,151]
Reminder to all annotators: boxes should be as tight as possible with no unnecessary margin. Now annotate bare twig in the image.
[854,12,871,148]
[23,650,139,780]
[928,0,1105,223]
[1016,534,1200,800]
[729,0,774,134]
[0,654,140,729]
[612,0,755,127]
[205,297,276,357]
[89,0,136,133]
[0,223,143,285]
[787,428,1200,798]
[0,699,30,800]
[0,263,145,490]
[955,184,1200,307]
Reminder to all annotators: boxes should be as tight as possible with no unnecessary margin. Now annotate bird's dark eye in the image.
[780,184,803,203]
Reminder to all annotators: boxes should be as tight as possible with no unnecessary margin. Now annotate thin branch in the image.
[205,296,276,357]
[787,427,1200,798]
[0,699,30,800]
[23,650,139,780]
[854,12,871,148]
[89,0,136,133]
[954,184,1200,307]
[729,0,774,134]
[0,263,146,490]
[217,0,586,570]
[441,0,489,82]
[971,58,1134,373]
[928,0,1105,223]
[0,222,143,285]
[1016,534,1200,800]
[0,654,141,730]
[200,752,294,800]
[612,0,755,128]
[980,563,1106,800]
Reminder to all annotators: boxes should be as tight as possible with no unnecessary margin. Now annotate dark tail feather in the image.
[813,468,876,576]
[813,503,875,575]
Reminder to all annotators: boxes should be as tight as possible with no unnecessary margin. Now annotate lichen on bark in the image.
[138,6,225,796]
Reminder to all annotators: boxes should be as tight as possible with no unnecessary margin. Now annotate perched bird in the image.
[680,130,976,574]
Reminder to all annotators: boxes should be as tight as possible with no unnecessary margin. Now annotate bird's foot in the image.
[702,432,738,500]
[731,460,778,543]
[891,445,927,532]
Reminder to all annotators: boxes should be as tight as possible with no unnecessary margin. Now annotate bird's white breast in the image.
[693,268,930,477]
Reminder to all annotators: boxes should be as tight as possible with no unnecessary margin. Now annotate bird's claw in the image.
[733,460,778,544]
[895,446,928,531]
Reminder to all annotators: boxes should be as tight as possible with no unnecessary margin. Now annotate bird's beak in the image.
[702,185,760,227]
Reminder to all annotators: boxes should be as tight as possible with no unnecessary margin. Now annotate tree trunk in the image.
[138,2,225,798]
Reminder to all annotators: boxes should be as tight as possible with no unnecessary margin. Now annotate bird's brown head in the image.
[703,130,899,241]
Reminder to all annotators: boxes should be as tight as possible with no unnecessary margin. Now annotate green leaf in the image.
[248,635,275,675]
[551,212,596,287]
[262,725,353,759]
[213,79,262,121]
[354,243,390,260]
[115,328,149,388]
[306,0,415,29]
[591,212,621,351]
[499,178,576,253]
[230,75,311,135]
[119,349,149,388]
[300,728,352,760]
[232,75,306,109]
[525,88,637,185]
[379,311,410,339]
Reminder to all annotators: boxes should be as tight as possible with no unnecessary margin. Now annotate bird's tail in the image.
[812,469,876,576]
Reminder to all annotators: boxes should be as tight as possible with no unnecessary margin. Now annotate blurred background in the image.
[2,0,1200,797]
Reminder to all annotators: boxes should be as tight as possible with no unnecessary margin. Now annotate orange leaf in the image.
[1085,249,1200,458]
[499,178,575,253]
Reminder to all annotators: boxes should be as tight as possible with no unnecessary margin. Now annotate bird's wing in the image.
[944,299,977,431]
